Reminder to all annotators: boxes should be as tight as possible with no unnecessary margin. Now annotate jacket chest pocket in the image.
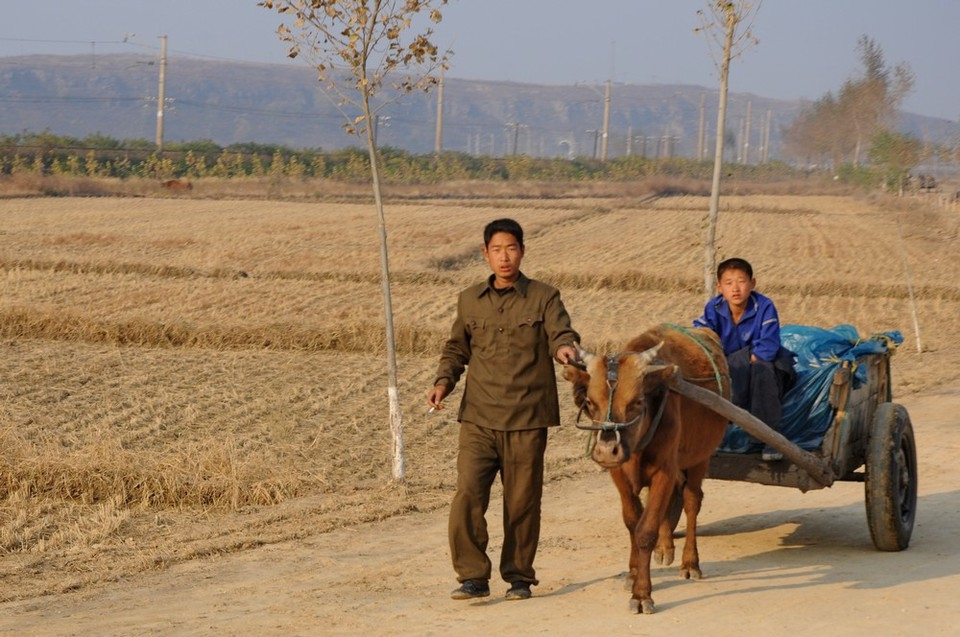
[512,316,543,349]
[466,317,494,351]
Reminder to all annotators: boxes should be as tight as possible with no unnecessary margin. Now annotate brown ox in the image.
[563,324,729,614]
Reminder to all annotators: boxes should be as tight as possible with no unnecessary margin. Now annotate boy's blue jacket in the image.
[694,290,782,362]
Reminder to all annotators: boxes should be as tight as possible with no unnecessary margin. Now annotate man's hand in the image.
[426,383,450,411]
[555,345,579,365]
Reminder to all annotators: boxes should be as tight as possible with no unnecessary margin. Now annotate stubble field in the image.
[1,189,959,605]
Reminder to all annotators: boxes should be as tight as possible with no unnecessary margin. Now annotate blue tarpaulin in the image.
[718,324,903,453]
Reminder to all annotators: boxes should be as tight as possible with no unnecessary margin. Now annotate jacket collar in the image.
[713,291,759,318]
[479,272,529,297]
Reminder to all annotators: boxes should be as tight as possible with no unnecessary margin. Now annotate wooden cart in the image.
[669,347,918,551]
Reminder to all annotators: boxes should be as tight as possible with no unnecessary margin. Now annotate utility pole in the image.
[434,65,444,155]
[600,79,611,162]
[763,108,772,162]
[586,129,600,159]
[743,99,752,164]
[155,34,167,153]
[737,116,745,162]
[507,122,523,155]
[697,92,706,161]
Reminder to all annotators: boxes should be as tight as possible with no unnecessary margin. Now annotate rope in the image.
[660,323,727,396]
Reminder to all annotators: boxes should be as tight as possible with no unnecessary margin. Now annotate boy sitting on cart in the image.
[694,258,797,461]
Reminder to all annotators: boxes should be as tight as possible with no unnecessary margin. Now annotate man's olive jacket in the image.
[434,273,579,431]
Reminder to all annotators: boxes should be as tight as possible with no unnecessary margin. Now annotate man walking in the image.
[427,218,579,601]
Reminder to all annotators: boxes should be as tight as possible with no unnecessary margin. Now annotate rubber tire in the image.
[864,403,917,551]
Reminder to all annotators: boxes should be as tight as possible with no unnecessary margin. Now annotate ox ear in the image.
[562,365,590,409]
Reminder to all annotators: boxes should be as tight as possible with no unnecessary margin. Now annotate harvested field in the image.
[1,191,959,616]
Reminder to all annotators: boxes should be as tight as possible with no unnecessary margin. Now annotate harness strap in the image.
[577,325,724,455]
[661,323,727,396]
[635,389,668,450]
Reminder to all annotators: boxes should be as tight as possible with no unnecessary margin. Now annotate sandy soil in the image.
[2,385,957,637]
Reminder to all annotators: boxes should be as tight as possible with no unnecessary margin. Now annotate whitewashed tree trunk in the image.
[362,92,405,482]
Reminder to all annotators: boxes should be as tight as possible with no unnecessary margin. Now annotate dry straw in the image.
[2,183,959,600]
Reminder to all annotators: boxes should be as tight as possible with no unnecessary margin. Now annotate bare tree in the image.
[696,1,762,298]
[843,36,915,166]
[259,0,449,482]
[782,36,914,170]
[782,93,847,168]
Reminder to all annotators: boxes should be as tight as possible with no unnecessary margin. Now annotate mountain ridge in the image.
[1,54,956,160]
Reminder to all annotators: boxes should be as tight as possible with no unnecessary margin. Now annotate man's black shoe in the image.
[450,579,490,600]
[505,581,532,600]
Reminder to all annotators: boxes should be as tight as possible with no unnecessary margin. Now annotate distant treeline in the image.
[0,130,805,183]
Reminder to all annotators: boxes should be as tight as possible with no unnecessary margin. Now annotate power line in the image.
[0,37,128,46]
[0,95,147,105]
[0,35,294,68]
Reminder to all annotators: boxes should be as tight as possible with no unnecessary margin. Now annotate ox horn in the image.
[635,341,664,366]
[577,345,596,367]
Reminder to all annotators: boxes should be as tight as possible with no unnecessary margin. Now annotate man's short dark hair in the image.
[484,218,524,248]
[717,257,753,280]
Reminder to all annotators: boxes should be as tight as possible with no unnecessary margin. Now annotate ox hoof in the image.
[653,547,675,566]
[680,565,703,580]
[629,598,657,614]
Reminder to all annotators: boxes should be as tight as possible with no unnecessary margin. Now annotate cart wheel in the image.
[865,403,917,551]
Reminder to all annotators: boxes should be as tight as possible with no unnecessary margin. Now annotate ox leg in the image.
[630,470,674,614]
[679,462,709,580]
[608,460,642,589]
[654,473,685,566]
[654,511,676,567]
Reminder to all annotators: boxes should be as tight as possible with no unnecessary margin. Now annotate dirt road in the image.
[3,388,958,637]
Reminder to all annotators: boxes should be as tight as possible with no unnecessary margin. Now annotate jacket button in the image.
[498,327,504,333]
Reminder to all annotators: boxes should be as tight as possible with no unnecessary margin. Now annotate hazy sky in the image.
[1,1,957,121]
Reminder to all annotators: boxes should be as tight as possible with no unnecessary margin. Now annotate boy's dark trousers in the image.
[727,346,795,431]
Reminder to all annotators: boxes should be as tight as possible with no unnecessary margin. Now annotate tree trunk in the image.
[362,93,405,482]
[704,8,736,300]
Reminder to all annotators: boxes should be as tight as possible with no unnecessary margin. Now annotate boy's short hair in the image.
[484,218,524,248]
[717,257,753,280]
